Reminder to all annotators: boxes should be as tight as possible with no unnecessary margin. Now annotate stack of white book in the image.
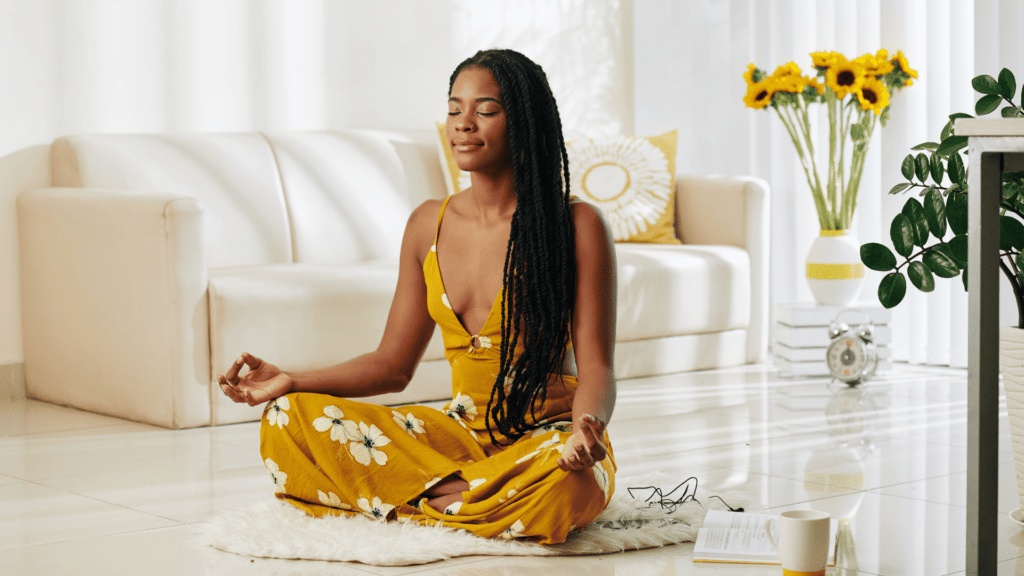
[772,302,893,377]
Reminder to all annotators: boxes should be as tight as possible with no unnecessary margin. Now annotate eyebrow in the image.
[448,96,503,105]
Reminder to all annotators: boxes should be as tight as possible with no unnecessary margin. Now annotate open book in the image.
[692,510,839,565]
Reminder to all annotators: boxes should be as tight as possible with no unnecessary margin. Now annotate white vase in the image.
[1000,326,1024,514]
[806,230,866,306]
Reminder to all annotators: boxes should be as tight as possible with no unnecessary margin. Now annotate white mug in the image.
[765,510,831,576]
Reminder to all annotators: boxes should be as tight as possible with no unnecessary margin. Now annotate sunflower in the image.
[743,79,776,109]
[810,51,846,70]
[743,63,766,86]
[889,50,918,87]
[825,60,866,99]
[853,49,894,77]
[855,76,890,114]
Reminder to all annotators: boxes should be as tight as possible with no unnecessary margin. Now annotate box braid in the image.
[448,49,576,446]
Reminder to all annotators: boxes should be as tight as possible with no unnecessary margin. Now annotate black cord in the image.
[626,477,744,514]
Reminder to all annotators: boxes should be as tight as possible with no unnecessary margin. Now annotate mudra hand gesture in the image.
[556,414,608,472]
[217,352,293,406]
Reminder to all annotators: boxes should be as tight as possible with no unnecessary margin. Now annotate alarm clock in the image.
[826,309,878,386]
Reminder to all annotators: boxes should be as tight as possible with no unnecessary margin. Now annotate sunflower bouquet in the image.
[743,50,918,230]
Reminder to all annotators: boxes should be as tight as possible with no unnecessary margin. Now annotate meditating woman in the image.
[217,48,617,545]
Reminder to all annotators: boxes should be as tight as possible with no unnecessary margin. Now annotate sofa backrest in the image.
[51,129,449,269]
[264,130,447,264]
[52,133,293,269]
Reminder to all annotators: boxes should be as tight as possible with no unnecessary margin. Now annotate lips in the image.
[452,140,484,152]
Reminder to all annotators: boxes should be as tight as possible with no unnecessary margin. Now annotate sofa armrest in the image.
[18,188,211,428]
[674,176,770,363]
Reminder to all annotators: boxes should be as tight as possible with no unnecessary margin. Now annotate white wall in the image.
[0,0,632,367]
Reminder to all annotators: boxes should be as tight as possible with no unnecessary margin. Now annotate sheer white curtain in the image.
[635,0,1022,367]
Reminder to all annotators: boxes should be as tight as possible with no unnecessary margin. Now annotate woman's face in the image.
[446,66,511,176]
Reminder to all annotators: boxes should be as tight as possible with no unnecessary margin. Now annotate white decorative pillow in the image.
[435,124,680,244]
[566,130,679,244]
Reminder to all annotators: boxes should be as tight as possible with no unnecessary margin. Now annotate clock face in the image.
[827,337,867,381]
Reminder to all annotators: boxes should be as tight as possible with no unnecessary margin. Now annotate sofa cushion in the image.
[51,134,292,269]
[615,243,750,341]
[265,130,448,265]
[208,262,446,378]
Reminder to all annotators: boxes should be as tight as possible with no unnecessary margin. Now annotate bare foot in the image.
[421,473,469,513]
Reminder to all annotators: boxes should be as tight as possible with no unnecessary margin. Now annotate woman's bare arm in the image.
[558,201,617,471]
[218,200,442,403]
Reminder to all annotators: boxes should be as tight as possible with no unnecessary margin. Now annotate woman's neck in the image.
[467,169,517,223]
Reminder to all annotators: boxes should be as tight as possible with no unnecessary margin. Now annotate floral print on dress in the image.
[501,519,527,539]
[317,490,351,509]
[445,393,477,421]
[312,405,350,443]
[343,421,391,466]
[392,410,425,438]
[266,396,290,428]
[593,461,611,503]
[441,293,452,309]
[443,501,463,515]
[357,496,395,521]
[515,432,562,464]
[468,478,486,490]
[531,421,571,437]
[264,458,287,493]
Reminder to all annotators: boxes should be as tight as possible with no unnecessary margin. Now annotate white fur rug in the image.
[196,475,752,566]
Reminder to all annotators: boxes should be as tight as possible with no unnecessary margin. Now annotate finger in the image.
[557,457,571,472]
[241,352,263,372]
[219,382,243,403]
[224,356,245,383]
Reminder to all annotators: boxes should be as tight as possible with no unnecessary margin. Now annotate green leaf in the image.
[851,123,865,141]
[902,198,930,246]
[963,264,969,291]
[949,152,967,187]
[908,261,935,292]
[937,135,969,157]
[861,242,898,271]
[1002,106,1023,118]
[948,235,968,268]
[901,154,916,180]
[924,247,960,278]
[1001,215,1024,250]
[912,142,940,151]
[880,105,891,128]
[889,182,912,195]
[915,153,930,183]
[1000,68,1017,101]
[891,213,915,257]
[930,152,945,185]
[949,112,975,121]
[802,84,819,103]
[1017,253,1024,274]
[973,74,1001,95]
[878,272,907,308]
[923,187,947,238]
[976,94,1003,116]
[919,184,936,198]
[941,120,954,141]
[947,190,968,235]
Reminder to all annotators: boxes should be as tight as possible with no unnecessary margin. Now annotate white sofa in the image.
[18,130,769,429]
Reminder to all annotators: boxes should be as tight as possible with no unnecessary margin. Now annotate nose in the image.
[456,116,475,132]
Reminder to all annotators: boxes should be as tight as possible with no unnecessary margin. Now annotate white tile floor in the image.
[1,363,1021,575]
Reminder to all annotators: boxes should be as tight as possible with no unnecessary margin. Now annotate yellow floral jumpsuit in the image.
[259,195,616,544]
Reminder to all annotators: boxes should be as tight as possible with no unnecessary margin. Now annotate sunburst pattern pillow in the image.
[435,124,680,244]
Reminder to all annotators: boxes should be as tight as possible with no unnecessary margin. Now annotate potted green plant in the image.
[859,67,1024,516]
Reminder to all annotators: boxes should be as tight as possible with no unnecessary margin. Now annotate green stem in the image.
[845,113,876,225]
[827,90,838,227]
[798,98,827,217]
[776,104,831,229]
[837,102,856,227]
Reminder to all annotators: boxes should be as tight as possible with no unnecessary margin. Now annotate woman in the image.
[218,48,617,545]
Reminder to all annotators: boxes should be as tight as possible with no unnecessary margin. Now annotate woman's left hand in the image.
[557,414,607,472]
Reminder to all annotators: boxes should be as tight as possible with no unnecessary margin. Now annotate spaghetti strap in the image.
[433,195,454,246]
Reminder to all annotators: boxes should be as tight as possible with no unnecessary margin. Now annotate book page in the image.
[693,511,838,565]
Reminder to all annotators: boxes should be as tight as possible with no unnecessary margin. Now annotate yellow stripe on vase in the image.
[806,263,865,280]
[819,229,849,237]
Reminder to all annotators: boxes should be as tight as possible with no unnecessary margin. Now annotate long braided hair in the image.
[448,49,576,446]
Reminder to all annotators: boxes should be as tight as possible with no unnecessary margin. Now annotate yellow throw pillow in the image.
[435,123,680,244]
[566,130,679,244]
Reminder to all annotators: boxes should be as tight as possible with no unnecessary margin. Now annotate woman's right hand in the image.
[217,352,293,406]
